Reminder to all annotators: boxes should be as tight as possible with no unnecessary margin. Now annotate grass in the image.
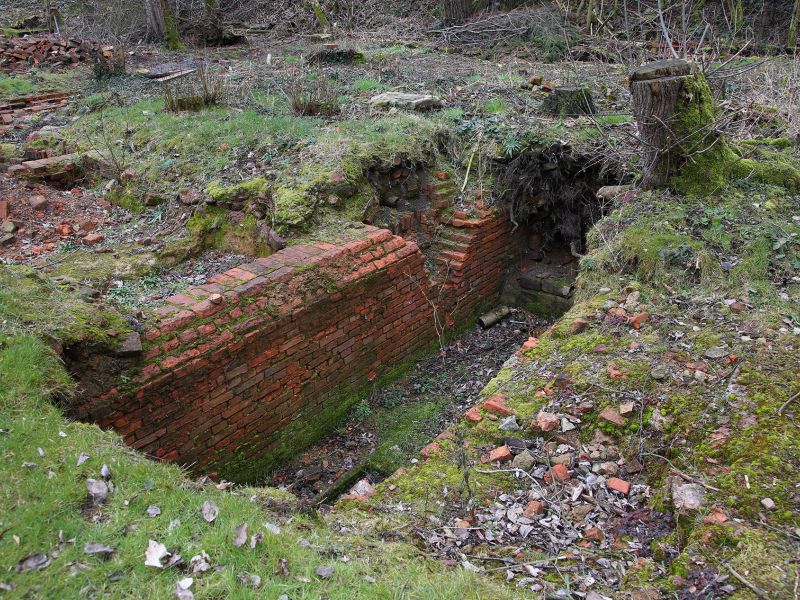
[482,98,507,115]
[0,74,35,98]
[352,78,388,93]
[0,336,515,599]
[0,266,129,345]
[0,70,83,100]
[64,100,322,187]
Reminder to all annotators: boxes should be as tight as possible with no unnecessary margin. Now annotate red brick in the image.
[81,232,104,245]
[464,406,482,423]
[482,395,514,416]
[488,445,512,463]
[523,500,546,517]
[544,463,570,483]
[607,477,631,495]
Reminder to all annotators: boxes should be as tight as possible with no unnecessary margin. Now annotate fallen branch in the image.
[778,391,800,416]
[725,564,769,599]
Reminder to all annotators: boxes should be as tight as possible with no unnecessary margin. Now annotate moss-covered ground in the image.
[354,179,799,597]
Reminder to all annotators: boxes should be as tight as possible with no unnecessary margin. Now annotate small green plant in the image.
[283,68,341,117]
[350,399,373,421]
[483,98,506,115]
[353,78,387,93]
[58,241,79,253]
[502,136,522,157]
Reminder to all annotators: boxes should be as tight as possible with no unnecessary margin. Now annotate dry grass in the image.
[283,68,341,117]
[163,63,226,112]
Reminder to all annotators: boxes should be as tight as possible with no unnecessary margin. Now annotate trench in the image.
[62,144,617,487]
[265,147,616,502]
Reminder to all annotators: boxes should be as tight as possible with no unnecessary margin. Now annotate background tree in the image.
[144,0,183,49]
[790,0,800,48]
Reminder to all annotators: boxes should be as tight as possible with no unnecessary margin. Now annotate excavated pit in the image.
[62,148,618,486]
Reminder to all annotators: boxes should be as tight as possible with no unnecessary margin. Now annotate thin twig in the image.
[725,564,769,599]
[778,391,800,416]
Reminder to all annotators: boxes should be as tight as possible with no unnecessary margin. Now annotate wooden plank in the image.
[154,69,197,83]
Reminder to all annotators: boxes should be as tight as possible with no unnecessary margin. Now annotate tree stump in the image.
[630,59,725,191]
[542,87,596,117]
[631,59,800,195]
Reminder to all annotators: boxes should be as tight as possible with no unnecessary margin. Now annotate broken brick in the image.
[0,200,8,219]
[522,500,546,517]
[420,442,440,459]
[28,194,48,210]
[464,406,482,423]
[571,318,590,334]
[81,232,105,245]
[584,527,604,541]
[482,395,514,416]
[599,405,626,427]
[630,311,650,329]
[488,445,512,463]
[544,463,570,483]
[607,477,631,495]
[533,410,560,432]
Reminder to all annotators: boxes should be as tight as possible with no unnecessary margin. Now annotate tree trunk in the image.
[789,0,800,49]
[308,0,331,32]
[630,58,729,193]
[145,0,166,41]
[144,0,183,49]
[442,0,472,24]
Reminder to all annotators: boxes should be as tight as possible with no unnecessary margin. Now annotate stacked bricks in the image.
[434,214,525,320]
[70,227,439,479]
[69,211,525,480]
[0,36,99,73]
[0,91,71,136]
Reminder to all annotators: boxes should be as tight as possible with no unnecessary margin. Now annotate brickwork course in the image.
[68,209,523,481]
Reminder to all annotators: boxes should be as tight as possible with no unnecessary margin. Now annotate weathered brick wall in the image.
[69,215,523,481]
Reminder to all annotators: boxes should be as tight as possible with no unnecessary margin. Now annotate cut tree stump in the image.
[630,59,716,190]
[542,86,596,117]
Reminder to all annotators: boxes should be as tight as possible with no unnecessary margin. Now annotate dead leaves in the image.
[84,542,114,558]
[275,557,290,576]
[201,500,218,523]
[144,540,182,569]
[144,540,169,568]
[14,553,50,572]
[232,523,248,548]
[174,577,194,600]
[86,479,108,504]
[189,552,211,574]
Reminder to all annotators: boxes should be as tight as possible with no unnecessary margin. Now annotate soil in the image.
[270,308,551,502]
[0,176,113,261]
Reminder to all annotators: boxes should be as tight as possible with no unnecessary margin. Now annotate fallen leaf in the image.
[174,577,194,600]
[14,554,50,572]
[84,542,114,558]
[232,523,248,547]
[201,500,219,523]
[315,566,334,579]
[238,574,261,588]
[164,554,184,569]
[76,452,90,466]
[249,532,264,549]
[263,522,281,535]
[144,540,169,568]
[275,557,290,576]
[86,479,108,504]
[189,552,211,573]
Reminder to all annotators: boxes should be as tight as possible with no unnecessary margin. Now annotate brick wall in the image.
[69,215,523,481]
